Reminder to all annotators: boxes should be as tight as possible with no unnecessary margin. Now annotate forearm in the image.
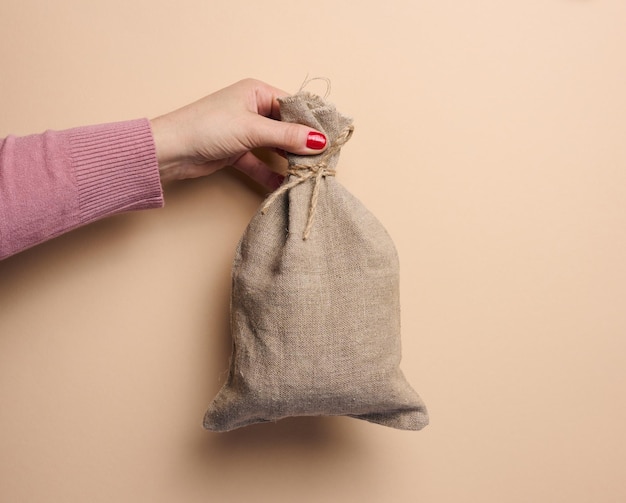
[0,119,163,260]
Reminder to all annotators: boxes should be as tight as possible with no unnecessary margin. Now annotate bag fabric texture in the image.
[203,91,429,432]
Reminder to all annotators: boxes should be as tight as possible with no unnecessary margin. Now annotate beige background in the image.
[1,0,625,501]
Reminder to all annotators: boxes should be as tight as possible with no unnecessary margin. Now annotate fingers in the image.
[232,151,285,191]
[242,79,328,154]
[249,80,289,120]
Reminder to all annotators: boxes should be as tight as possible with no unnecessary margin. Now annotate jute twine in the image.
[262,125,354,240]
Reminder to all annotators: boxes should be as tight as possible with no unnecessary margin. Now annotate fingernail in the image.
[306,132,327,150]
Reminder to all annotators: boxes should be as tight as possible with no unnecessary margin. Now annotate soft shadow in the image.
[0,170,257,281]
[188,415,360,482]
[203,416,349,453]
[183,414,366,499]
[0,212,136,287]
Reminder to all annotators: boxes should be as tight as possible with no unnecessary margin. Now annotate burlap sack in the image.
[203,91,428,432]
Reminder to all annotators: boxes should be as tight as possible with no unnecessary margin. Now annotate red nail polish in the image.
[306,132,327,150]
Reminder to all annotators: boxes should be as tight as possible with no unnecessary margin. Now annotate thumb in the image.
[247,115,328,155]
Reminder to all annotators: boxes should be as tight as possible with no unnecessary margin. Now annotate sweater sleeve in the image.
[0,118,164,260]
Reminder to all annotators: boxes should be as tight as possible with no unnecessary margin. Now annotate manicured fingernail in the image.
[306,132,327,150]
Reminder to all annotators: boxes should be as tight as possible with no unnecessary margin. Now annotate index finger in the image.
[253,81,290,120]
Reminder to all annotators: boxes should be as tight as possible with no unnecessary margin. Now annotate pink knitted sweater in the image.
[0,119,164,259]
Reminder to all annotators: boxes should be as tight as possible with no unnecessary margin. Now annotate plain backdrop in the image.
[1,1,625,501]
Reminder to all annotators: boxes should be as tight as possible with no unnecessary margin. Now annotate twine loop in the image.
[261,125,354,240]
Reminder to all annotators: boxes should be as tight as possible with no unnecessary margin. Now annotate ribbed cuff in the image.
[66,118,164,225]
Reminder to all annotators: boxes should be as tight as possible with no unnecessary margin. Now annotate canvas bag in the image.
[203,90,428,432]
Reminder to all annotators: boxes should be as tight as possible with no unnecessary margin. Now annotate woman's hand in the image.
[150,79,327,189]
